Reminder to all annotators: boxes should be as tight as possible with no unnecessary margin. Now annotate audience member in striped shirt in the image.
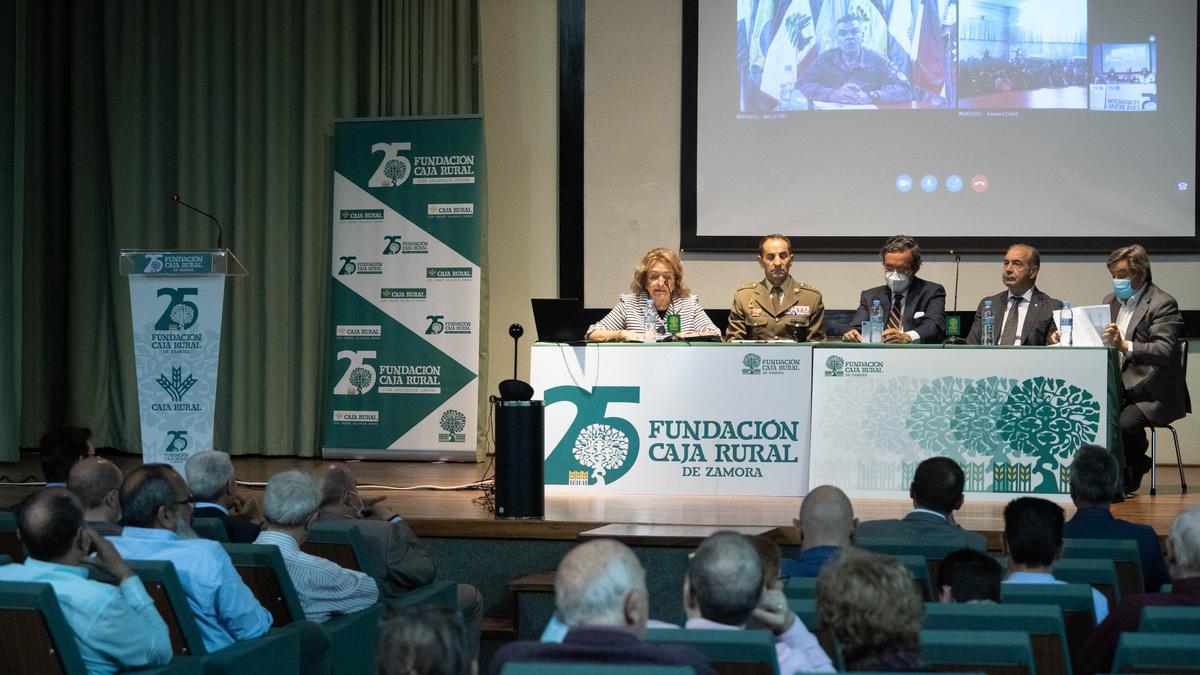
[254,470,379,622]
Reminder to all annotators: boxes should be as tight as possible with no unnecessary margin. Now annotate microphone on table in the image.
[169,194,225,250]
[943,249,967,345]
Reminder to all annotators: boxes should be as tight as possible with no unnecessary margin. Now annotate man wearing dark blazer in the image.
[966,243,1062,345]
[1054,245,1191,493]
[856,457,987,551]
[844,235,946,344]
[184,450,262,544]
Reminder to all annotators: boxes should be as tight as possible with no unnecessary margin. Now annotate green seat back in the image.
[305,520,371,572]
[126,560,209,657]
[0,580,88,674]
[1140,606,1200,633]
[0,554,11,565]
[920,629,1034,675]
[1111,632,1200,672]
[783,576,818,600]
[0,510,25,563]
[1001,582,1095,658]
[190,517,229,543]
[501,665,696,675]
[925,602,1069,675]
[645,628,779,675]
[1052,557,1120,606]
[892,554,933,601]
[857,537,965,585]
[789,598,842,670]
[1062,538,1145,597]
[221,542,306,626]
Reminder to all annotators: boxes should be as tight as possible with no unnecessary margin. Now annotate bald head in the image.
[797,485,856,549]
[17,488,86,563]
[555,539,648,634]
[68,457,124,525]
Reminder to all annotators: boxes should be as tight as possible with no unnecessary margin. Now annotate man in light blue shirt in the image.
[0,488,171,674]
[108,464,273,652]
[1001,496,1109,623]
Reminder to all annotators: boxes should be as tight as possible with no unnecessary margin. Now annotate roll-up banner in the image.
[324,116,483,460]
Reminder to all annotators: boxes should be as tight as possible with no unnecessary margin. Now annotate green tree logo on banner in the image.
[439,410,467,443]
[383,236,402,255]
[824,355,845,377]
[154,288,199,331]
[368,142,412,188]
[544,386,640,486]
[425,316,445,335]
[334,350,377,395]
[742,353,763,374]
[164,430,189,453]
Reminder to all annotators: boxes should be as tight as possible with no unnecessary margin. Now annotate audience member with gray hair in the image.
[109,464,273,652]
[1064,445,1169,592]
[376,608,474,675]
[186,450,262,543]
[685,531,833,673]
[0,488,172,673]
[254,469,379,623]
[67,456,124,536]
[490,539,714,675]
[784,485,856,577]
[1076,506,1200,675]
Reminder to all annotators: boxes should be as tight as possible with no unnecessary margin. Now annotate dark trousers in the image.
[1121,402,1152,475]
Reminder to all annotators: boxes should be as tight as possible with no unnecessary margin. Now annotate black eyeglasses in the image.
[173,495,197,507]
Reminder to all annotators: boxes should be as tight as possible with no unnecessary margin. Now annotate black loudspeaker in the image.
[494,400,544,519]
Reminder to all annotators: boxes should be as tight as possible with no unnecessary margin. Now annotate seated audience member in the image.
[0,488,171,673]
[108,464,274,652]
[936,548,1002,603]
[817,549,927,671]
[857,457,987,550]
[1075,507,1200,675]
[1064,444,1170,592]
[376,608,474,675]
[185,450,262,543]
[784,485,855,577]
[67,456,124,536]
[254,469,379,622]
[39,426,94,486]
[685,531,833,673]
[314,463,482,650]
[489,539,715,675]
[1001,497,1108,622]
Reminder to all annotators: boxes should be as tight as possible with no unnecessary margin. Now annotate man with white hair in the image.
[685,531,833,673]
[186,450,261,543]
[253,470,379,623]
[1075,506,1200,675]
[489,539,714,674]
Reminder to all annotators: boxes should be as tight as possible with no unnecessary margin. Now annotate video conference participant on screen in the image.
[586,247,720,342]
[726,234,826,342]
[966,244,1062,346]
[797,14,912,105]
[843,235,946,344]
[1052,245,1191,494]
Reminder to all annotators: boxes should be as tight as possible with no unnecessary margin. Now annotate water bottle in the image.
[869,299,884,344]
[980,299,995,346]
[643,299,658,343]
[1059,300,1072,346]
[779,65,794,110]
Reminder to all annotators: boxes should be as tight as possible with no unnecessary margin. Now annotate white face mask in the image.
[885,271,910,294]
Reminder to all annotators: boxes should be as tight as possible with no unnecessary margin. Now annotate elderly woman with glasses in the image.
[586,247,719,342]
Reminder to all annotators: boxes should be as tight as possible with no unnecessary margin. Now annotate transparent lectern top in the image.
[119,250,248,277]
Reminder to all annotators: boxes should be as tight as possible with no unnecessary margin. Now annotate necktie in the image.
[999,296,1022,345]
[771,286,783,312]
[888,295,903,330]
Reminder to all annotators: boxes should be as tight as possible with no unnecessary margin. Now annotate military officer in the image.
[726,234,826,342]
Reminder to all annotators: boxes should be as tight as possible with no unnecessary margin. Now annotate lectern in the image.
[120,250,246,468]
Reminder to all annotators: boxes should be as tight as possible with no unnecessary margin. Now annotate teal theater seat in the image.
[645,627,779,675]
[1139,605,1200,633]
[1110,632,1200,673]
[1061,538,1144,598]
[1001,582,1096,658]
[924,602,1069,675]
[920,628,1035,675]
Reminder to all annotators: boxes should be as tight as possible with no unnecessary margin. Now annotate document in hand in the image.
[1051,304,1110,346]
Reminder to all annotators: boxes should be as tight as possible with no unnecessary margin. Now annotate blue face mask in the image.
[1112,278,1135,300]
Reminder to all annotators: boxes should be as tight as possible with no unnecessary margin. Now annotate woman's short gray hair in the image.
[1170,507,1200,576]
[263,470,320,527]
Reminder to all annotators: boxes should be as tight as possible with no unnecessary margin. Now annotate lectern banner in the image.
[128,255,226,468]
[323,116,482,459]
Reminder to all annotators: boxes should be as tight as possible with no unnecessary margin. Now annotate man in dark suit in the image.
[1054,245,1191,493]
[856,457,987,550]
[489,539,715,675]
[843,235,946,343]
[1063,445,1169,592]
[966,243,1062,345]
[184,450,262,543]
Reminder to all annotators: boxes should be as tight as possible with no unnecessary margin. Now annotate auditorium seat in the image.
[1061,538,1144,597]
[190,517,229,543]
[126,559,301,672]
[0,510,24,562]
[1139,606,1200,633]
[1110,632,1200,673]
[1051,557,1121,605]
[221,542,380,675]
[920,629,1035,675]
[1149,340,1189,497]
[645,627,779,675]
[499,664,696,675]
[924,602,1070,675]
[303,520,369,570]
[893,553,934,601]
[783,576,818,599]
[999,583,1096,658]
[788,598,842,670]
[0,554,10,565]
[855,537,966,584]
[0,580,202,674]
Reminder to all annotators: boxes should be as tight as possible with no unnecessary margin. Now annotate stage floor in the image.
[2,453,1195,546]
